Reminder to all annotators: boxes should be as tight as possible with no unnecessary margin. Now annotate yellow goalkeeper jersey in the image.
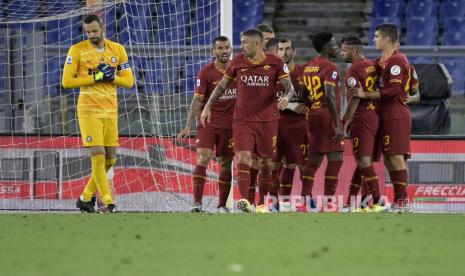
[62,39,134,118]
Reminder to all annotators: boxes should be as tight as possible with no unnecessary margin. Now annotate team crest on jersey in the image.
[283,64,290,73]
[264,65,270,71]
[331,71,338,80]
[111,56,117,63]
[100,57,105,62]
[86,136,93,142]
[347,77,357,87]
[390,65,401,75]
[196,79,201,87]
[66,56,72,64]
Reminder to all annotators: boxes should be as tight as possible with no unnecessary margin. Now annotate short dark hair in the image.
[83,14,103,26]
[312,32,333,53]
[256,23,274,34]
[241,28,263,41]
[279,38,295,50]
[341,35,362,46]
[265,37,280,52]
[375,23,399,43]
[212,36,230,45]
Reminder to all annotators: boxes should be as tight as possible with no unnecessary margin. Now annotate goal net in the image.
[0,0,223,212]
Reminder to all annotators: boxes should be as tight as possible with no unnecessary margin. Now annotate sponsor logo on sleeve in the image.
[66,56,72,64]
[86,136,93,142]
[196,79,201,87]
[390,65,401,76]
[118,62,131,70]
[331,71,337,80]
[347,77,357,88]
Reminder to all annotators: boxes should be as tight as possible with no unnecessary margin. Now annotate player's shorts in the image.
[349,113,379,159]
[233,120,278,158]
[195,125,233,158]
[78,115,119,147]
[380,117,411,157]
[273,117,308,164]
[307,114,344,154]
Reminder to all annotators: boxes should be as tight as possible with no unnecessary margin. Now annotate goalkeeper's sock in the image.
[91,155,114,205]
[193,165,207,204]
[217,170,232,208]
[279,167,295,199]
[258,167,272,206]
[237,163,251,200]
[105,158,116,171]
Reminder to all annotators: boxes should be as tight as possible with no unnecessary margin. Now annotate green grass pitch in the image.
[0,213,464,276]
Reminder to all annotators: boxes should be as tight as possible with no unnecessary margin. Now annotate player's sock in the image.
[361,166,381,205]
[258,167,272,205]
[91,155,114,205]
[324,161,343,197]
[301,162,319,203]
[268,169,280,201]
[82,158,116,202]
[105,158,116,171]
[248,167,259,204]
[238,163,251,200]
[217,170,232,208]
[193,165,207,204]
[279,167,295,200]
[346,168,362,205]
[389,169,408,205]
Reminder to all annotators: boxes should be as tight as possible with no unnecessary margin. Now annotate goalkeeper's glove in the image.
[97,63,115,82]
[94,71,105,82]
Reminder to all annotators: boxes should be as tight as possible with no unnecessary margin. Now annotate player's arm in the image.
[406,67,420,104]
[278,76,296,110]
[200,76,231,127]
[293,82,309,115]
[325,83,343,138]
[113,46,134,88]
[62,46,95,88]
[343,96,360,130]
[177,95,203,142]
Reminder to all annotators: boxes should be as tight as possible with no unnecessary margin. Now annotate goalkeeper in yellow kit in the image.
[62,14,134,213]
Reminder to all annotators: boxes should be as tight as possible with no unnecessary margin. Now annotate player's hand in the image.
[200,107,211,128]
[176,127,191,143]
[406,93,420,104]
[277,96,289,110]
[348,83,366,99]
[333,126,344,143]
[97,63,115,82]
[294,104,309,115]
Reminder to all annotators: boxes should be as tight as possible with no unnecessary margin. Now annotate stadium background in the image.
[0,0,464,212]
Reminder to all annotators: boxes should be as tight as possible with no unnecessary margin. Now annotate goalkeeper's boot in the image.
[255,204,270,213]
[217,206,231,213]
[76,198,96,213]
[191,202,204,213]
[237,199,253,213]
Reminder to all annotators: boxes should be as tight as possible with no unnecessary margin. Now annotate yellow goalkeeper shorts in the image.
[78,115,119,147]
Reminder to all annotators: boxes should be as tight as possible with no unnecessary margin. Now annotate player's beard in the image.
[89,35,103,46]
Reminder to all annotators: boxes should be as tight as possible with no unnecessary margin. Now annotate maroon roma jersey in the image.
[224,53,289,122]
[275,64,305,121]
[195,62,237,129]
[344,58,379,120]
[302,56,341,117]
[376,50,412,120]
